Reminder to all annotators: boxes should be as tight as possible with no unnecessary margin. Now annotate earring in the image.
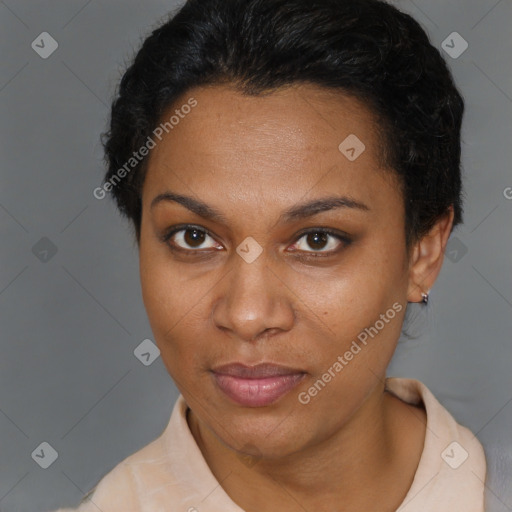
[421,291,429,304]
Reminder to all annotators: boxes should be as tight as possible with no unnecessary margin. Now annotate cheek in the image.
[139,231,200,327]
[305,283,404,377]
[291,239,407,383]
[139,245,217,380]
[301,248,406,333]
[295,283,405,429]
[140,246,185,346]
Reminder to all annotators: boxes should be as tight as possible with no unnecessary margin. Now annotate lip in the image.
[211,363,307,407]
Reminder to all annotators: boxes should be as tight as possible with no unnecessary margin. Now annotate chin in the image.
[211,404,312,456]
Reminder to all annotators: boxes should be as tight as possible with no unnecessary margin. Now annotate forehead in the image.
[142,83,396,212]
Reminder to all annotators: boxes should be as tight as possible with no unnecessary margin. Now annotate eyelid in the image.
[292,226,351,242]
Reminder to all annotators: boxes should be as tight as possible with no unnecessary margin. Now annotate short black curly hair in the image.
[101,0,464,248]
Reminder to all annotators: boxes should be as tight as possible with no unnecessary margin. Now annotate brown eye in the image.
[306,232,329,251]
[183,228,206,247]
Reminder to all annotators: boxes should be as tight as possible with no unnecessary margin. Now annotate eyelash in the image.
[160,224,352,258]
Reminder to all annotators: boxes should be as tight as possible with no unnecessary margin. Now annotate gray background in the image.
[0,0,510,511]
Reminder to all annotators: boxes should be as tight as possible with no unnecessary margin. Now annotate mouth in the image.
[211,363,307,407]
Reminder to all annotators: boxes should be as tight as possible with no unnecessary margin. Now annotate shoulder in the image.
[51,398,186,512]
[52,435,168,512]
[387,377,487,512]
[52,459,139,511]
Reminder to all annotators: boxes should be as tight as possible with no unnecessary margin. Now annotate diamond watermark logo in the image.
[31,32,59,59]
[445,236,468,263]
[236,237,263,264]
[441,441,468,469]
[31,442,58,469]
[237,443,263,468]
[441,32,468,59]
[338,134,366,161]
[32,237,58,263]
[134,339,160,366]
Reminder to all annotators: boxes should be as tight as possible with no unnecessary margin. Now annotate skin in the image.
[138,83,454,512]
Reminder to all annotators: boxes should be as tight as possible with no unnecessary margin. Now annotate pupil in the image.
[307,232,328,250]
[185,229,205,247]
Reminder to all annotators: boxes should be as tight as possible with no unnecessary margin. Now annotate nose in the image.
[211,251,295,342]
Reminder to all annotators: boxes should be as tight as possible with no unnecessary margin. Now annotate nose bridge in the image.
[212,248,294,341]
[231,252,273,306]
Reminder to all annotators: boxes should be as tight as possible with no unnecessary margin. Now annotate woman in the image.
[55,0,486,510]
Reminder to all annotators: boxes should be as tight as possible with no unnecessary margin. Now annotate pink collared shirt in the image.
[52,378,486,512]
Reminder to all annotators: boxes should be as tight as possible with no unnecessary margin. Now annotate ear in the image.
[407,206,455,303]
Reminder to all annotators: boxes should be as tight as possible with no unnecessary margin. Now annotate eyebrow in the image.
[150,191,370,223]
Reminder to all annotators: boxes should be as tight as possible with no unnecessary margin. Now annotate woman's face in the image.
[139,83,413,458]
